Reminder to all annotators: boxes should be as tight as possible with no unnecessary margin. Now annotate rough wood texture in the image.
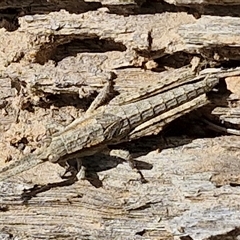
[164,0,240,5]
[1,1,240,240]
[2,135,240,239]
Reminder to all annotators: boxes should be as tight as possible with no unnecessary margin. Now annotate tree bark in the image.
[1,1,240,239]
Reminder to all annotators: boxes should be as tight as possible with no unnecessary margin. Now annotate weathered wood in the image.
[178,15,240,61]
[0,0,102,13]
[164,0,240,5]
[0,11,194,66]
[1,1,240,240]
[1,135,240,239]
[2,10,240,71]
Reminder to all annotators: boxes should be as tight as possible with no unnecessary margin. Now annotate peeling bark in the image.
[1,1,240,240]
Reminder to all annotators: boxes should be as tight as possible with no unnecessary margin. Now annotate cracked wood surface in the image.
[1,1,240,240]
[164,0,240,5]
[1,135,240,239]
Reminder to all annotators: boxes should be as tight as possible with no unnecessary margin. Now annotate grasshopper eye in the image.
[48,154,59,163]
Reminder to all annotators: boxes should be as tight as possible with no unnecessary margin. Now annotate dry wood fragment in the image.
[1,1,240,240]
